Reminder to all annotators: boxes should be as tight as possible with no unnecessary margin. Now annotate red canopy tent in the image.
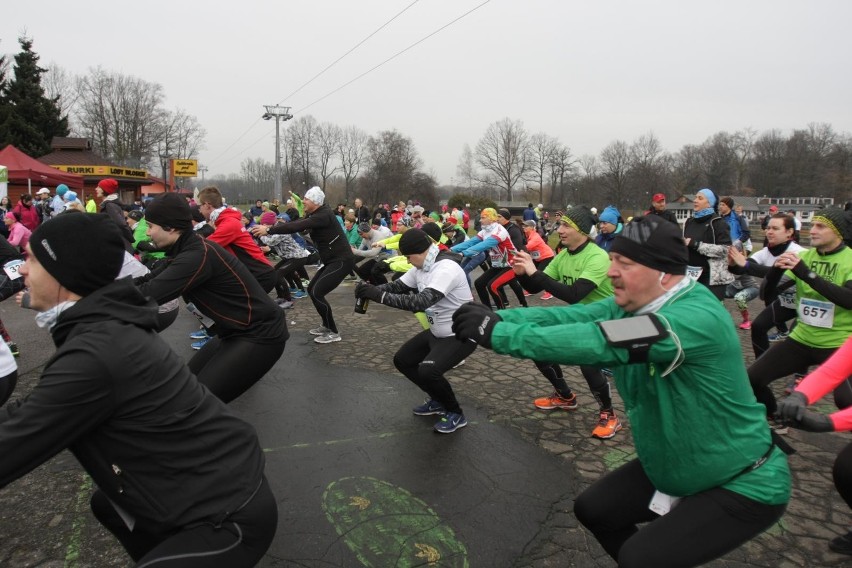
[0,144,84,191]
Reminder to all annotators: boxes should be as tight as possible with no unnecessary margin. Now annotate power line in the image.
[277,0,420,105]
[294,0,492,114]
[209,1,419,167]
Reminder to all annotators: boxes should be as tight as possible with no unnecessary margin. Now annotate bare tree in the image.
[74,67,164,169]
[548,143,574,208]
[315,122,341,191]
[240,157,275,198]
[42,62,78,124]
[286,115,318,189]
[474,117,530,201]
[599,140,631,208]
[526,132,558,204]
[629,132,667,207]
[731,128,757,192]
[455,143,477,193]
[158,109,206,185]
[338,125,367,202]
[361,129,421,206]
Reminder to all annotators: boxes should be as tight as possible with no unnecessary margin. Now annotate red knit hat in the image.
[98,178,118,195]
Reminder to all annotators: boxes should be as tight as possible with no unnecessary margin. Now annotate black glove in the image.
[136,240,159,252]
[355,282,383,303]
[451,302,501,349]
[777,391,808,422]
[792,410,834,433]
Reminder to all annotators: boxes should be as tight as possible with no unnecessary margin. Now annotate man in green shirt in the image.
[512,205,621,439]
[454,215,789,566]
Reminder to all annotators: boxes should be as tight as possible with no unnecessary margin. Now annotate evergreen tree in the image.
[0,36,69,156]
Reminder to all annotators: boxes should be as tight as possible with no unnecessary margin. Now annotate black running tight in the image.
[574,458,786,567]
[189,336,285,403]
[91,476,277,567]
[307,258,354,333]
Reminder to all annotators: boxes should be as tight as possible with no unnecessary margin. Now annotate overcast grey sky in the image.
[4,0,852,185]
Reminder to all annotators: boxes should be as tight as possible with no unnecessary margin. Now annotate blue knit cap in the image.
[697,188,717,208]
[599,205,621,226]
[56,184,69,196]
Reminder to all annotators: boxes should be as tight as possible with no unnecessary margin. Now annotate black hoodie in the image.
[0,279,266,532]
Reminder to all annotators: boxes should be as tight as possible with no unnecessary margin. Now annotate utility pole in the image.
[199,165,208,183]
[262,105,293,201]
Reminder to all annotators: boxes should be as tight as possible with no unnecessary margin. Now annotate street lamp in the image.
[262,105,293,201]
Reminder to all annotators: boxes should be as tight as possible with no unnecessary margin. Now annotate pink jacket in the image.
[796,337,852,431]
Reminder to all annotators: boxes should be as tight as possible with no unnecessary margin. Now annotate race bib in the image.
[798,298,834,328]
[425,308,436,326]
[778,294,796,310]
[686,265,703,280]
[3,259,24,280]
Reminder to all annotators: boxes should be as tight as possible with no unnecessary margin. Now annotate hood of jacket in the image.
[50,277,160,346]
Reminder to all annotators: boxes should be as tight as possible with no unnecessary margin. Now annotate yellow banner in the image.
[53,165,148,179]
[172,159,198,177]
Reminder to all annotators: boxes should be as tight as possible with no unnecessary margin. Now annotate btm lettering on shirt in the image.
[808,260,838,283]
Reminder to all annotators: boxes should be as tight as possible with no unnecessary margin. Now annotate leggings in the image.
[574,458,786,568]
[475,267,525,309]
[91,476,278,567]
[0,272,26,343]
[307,258,355,333]
[189,336,286,403]
[747,338,852,417]
[354,258,391,285]
[535,362,613,409]
[487,268,528,308]
[750,299,797,358]
[393,329,477,415]
[273,257,309,300]
[834,443,852,513]
[0,370,17,407]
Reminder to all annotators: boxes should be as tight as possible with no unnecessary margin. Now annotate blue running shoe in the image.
[191,336,212,350]
[434,412,467,434]
[412,399,445,416]
[292,290,308,299]
[189,329,209,340]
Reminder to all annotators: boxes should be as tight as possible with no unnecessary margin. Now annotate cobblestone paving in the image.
[0,274,850,567]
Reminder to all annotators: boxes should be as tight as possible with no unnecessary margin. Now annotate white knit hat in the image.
[304,186,324,205]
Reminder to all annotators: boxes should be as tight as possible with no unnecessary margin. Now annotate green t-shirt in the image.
[492,280,790,505]
[790,246,852,349]
[542,242,614,304]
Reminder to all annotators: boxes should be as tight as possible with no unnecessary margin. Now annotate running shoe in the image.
[314,332,341,344]
[309,326,333,336]
[412,399,446,416]
[6,342,19,357]
[738,320,752,330]
[191,336,212,350]
[768,331,789,342]
[292,290,308,299]
[189,329,209,340]
[534,392,578,411]
[541,292,553,300]
[434,412,468,434]
[523,290,531,297]
[591,410,622,439]
[276,299,294,309]
[452,359,466,369]
[829,532,852,556]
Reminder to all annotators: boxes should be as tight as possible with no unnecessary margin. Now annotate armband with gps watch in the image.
[597,314,668,363]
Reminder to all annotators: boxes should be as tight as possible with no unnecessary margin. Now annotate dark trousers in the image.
[0,369,17,407]
[91,476,278,567]
[393,329,476,415]
[307,258,354,333]
[354,258,390,285]
[750,299,797,358]
[190,336,285,403]
[574,458,786,568]
[748,337,852,416]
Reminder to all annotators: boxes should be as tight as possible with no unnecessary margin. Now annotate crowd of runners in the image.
[0,180,849,567]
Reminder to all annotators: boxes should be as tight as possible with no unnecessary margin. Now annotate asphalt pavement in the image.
[0,274,850,567]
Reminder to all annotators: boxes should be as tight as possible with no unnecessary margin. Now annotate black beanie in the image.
[610,215,688,275]
[421,222,442,243]
[144,193,192,231]
[498,208,512,221]
[812,207,851,242]
[30,213,126,296]
[560,206,596,236]
[399,228,432,255]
